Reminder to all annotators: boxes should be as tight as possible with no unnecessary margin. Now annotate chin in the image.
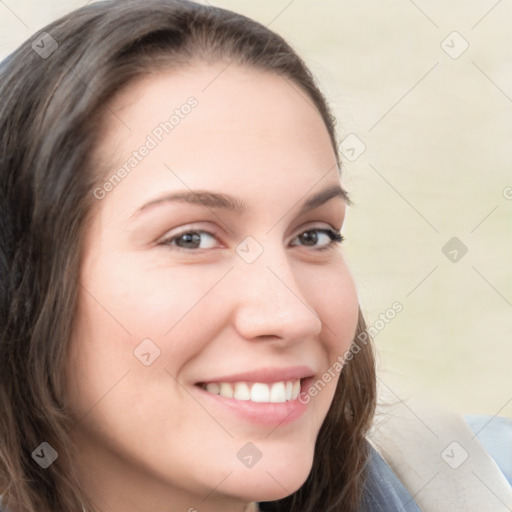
[225,457,313,503]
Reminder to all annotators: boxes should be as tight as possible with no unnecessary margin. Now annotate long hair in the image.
[0,1,376,511]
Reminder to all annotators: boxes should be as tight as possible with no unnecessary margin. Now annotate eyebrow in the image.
[133,191,245,218]
[132,184,349,219]
[297,184,350,215]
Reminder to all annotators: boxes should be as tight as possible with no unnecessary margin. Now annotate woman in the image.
[0,1,509,511]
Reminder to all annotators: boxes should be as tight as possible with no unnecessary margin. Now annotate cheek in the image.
[65,251,222,380]
[65,261,236,471]
[303,260,359,355]
[79,250,231,346]
[294,261,359,407]
[65,255,232,412]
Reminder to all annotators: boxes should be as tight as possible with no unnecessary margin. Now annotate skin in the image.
[66,62,359,512]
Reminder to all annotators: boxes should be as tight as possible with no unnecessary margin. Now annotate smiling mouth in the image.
[196,379,301,403]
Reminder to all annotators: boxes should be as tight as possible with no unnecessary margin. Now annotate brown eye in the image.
[290,229,344,249]
[298,230,318,246]
[162,230,217,250]
[175,232,202,249]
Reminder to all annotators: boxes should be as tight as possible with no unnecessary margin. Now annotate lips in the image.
[193,368,315,426]
[194,366,315,404]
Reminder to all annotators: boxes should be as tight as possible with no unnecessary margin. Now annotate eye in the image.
[160,230,218,250]
[290,228,344,249]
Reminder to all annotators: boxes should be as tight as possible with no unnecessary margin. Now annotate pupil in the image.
[178,232,201,248]
[300,231,317,246]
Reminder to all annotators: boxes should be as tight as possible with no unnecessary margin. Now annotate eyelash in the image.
[159,227,344,251]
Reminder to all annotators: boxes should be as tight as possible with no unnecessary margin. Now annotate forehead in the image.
[91,63,340,212]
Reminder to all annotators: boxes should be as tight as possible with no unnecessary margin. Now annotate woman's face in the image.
[67,63,359,512]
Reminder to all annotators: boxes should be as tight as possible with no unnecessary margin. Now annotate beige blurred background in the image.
[1,0,510,416]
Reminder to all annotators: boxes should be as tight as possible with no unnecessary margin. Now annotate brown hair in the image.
[0,1,376,511]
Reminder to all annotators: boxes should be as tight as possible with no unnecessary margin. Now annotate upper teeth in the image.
[202,380,301,403]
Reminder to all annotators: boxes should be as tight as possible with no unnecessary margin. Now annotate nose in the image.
[231,245,323,344]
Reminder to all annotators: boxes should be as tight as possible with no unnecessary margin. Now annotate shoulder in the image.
[358,444,421,511]
[368,399,512,512]
[363,414,512,511]
[257,443,421,512]
[464,414,512,486]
